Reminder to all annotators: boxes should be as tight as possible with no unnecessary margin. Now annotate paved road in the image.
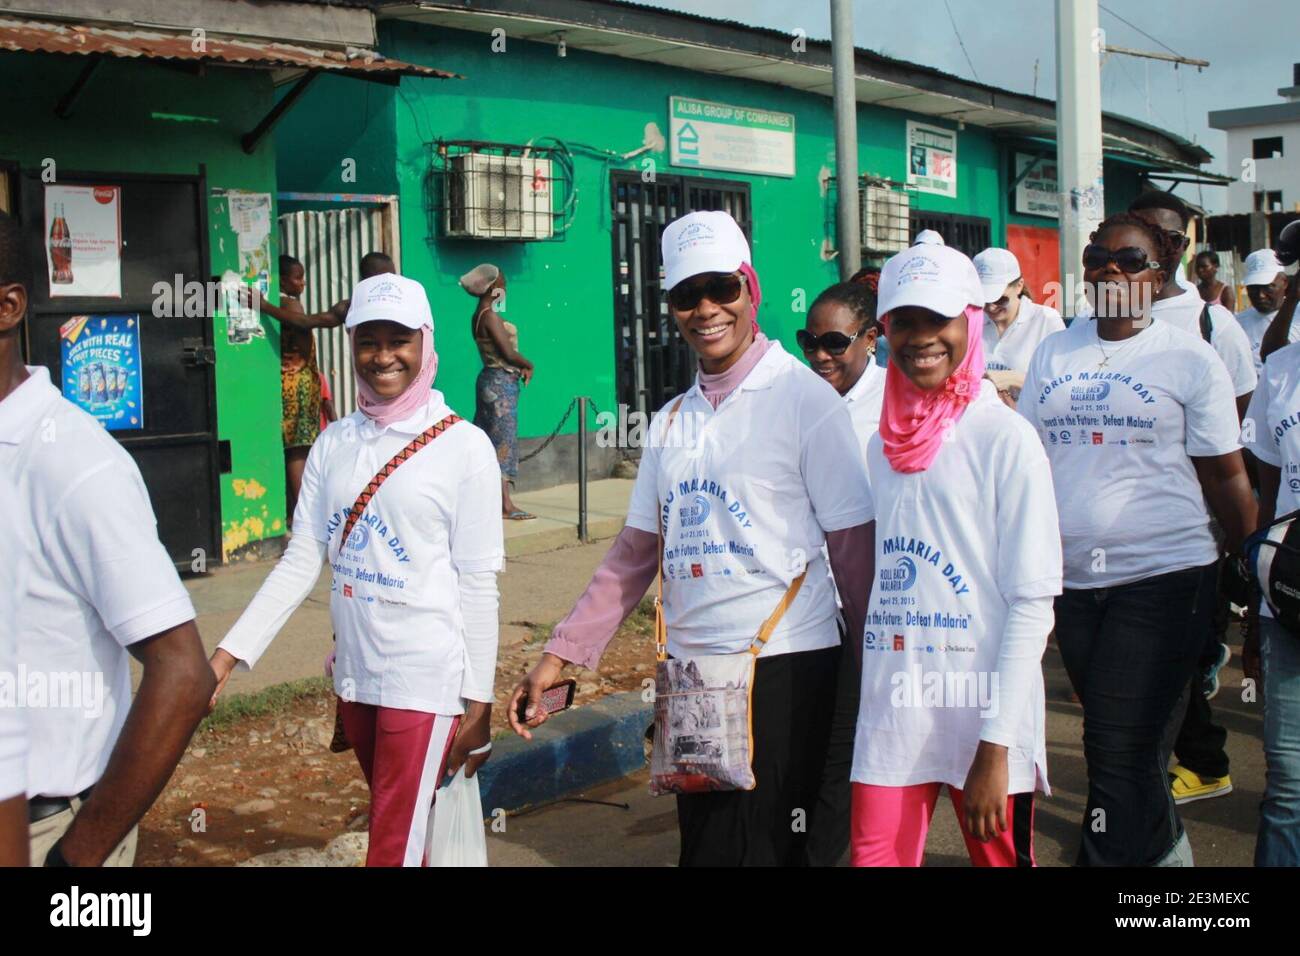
[178,536,1266,866]
[489,640,1264,867]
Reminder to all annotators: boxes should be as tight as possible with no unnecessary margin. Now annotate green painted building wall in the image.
[0,52,286,560]
[276,23,1009,438]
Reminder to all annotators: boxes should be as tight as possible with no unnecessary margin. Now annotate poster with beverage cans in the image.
[59,314,143,432]
[45,184,123,298]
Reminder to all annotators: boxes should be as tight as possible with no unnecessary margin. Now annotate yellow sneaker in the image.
[1169,764,1233,805]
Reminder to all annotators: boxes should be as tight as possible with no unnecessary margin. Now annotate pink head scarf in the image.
[351,324,438,429]
[878,304,986,473]
[738,262,762,333]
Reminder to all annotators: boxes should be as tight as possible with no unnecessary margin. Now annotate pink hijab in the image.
[738,262,762,333]
[878,305,986,473]
[351,325,438,429]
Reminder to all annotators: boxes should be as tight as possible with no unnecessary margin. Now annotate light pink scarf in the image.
[351,325,438,429]
[879,305,985,473]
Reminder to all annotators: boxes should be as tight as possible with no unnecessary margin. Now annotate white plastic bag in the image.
[425,767,488,867]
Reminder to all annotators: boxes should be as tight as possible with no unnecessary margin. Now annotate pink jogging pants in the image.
[850,782,1036,867]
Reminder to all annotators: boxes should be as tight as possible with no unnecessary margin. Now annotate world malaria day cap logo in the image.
[880,556,917,592]
[676,221,715,253]
[897,255,941,286]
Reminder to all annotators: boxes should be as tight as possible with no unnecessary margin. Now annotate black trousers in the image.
[676,644,840,866]
[803,625,859,866]
[1055,563,1216,866]
[1171,563,1231,779]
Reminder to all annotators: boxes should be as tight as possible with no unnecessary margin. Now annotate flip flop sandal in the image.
[505,510,537,521]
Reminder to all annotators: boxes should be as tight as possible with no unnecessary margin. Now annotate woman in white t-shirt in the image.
[1241,341,1300,866]
[508,211,876,866]
[799,280,885,458]
[1019,213,1257,866]
[850,241,1063,867]
[210,274,505,867]
[973,247,1065,407]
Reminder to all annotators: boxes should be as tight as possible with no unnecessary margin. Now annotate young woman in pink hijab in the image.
[849,242,1063,867]
[508,211,876,866]
[209,274,505,867]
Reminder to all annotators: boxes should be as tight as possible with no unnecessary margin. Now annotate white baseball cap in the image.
[345,273,434,331]
[973,247,1022,304]
[877,243,984,321]
[915,229,945,246]
[661,210,751,291]
[1242,249,1284,287]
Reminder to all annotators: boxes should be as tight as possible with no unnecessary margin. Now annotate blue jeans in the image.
[1055,563,1217,866]
[1256,618,1300,866]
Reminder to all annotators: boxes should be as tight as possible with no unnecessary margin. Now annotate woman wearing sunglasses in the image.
[1019,213,1257,866]
[972,248,1064,408]
[507,211,876,866]
[799,281,884,454]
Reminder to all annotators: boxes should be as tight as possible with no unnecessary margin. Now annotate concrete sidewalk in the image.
[504,478,633,557]
[169,478,632,696]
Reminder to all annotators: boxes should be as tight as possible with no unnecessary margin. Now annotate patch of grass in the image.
[200,676,333,733]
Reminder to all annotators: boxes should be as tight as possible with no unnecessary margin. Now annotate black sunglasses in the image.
[667,272,745,312]
[1082,244,1162,275]
[796,328,861,355]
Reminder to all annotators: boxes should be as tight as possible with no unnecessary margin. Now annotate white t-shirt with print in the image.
[0,477,31,802]
[1242,341,1300,618]
[982,298,1066,374]
[1153,285,1257,398]
[626,342,875,659]
[843,360,885,459]
[1019,320,1241,589]
[850,382,1062,794]
[273,394,503,715]
[0,367,196,798]
[1237,307,1296,376]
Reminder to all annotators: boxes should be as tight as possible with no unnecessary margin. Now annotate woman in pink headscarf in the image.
[507,211,877,866]
[209,274,506,867]
[848,242,1062,867]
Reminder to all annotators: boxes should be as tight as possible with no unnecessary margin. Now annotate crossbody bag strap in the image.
[337,413,462,551]
[655,396,687,662]
[747,569,809,656]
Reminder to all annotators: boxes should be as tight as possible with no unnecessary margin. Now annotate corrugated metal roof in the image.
[0,16,458,79]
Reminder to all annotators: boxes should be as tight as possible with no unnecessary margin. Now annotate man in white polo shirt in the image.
[1236,249,1294,374]
[0,474,31,865]
[0,211,215,866]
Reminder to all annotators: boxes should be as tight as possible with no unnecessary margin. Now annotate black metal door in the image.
[21,170,221,570]
[610,172,751,421]
[908,210,992,258]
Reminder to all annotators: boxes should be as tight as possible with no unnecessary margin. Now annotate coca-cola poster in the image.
[59,314,143,431]
[45,184,123,298]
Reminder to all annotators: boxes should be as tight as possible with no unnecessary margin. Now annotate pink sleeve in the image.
[826,522,875,667]
[543,525,660,670]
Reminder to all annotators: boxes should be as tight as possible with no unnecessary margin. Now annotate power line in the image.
[942,0,980,83]
[1098,3,1182,59]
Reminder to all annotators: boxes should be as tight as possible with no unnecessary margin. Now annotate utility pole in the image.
[831,0,860,279]
[1055,0,1105,318]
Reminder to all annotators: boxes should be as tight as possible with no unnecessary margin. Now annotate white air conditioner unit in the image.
[445,153,554,240]
[859,183,910,254]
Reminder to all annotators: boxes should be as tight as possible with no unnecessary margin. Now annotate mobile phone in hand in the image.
[517,679,577,724]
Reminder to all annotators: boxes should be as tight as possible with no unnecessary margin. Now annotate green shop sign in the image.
[669,96,795,178]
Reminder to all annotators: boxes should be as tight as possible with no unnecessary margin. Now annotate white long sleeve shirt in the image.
[221,394,504,713]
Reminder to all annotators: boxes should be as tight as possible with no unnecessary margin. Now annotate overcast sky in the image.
[641,0,1295,212]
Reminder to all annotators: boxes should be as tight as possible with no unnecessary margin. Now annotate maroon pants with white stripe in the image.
[338,700,460,867]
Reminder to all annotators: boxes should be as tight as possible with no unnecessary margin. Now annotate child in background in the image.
[850,242,1062,867]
